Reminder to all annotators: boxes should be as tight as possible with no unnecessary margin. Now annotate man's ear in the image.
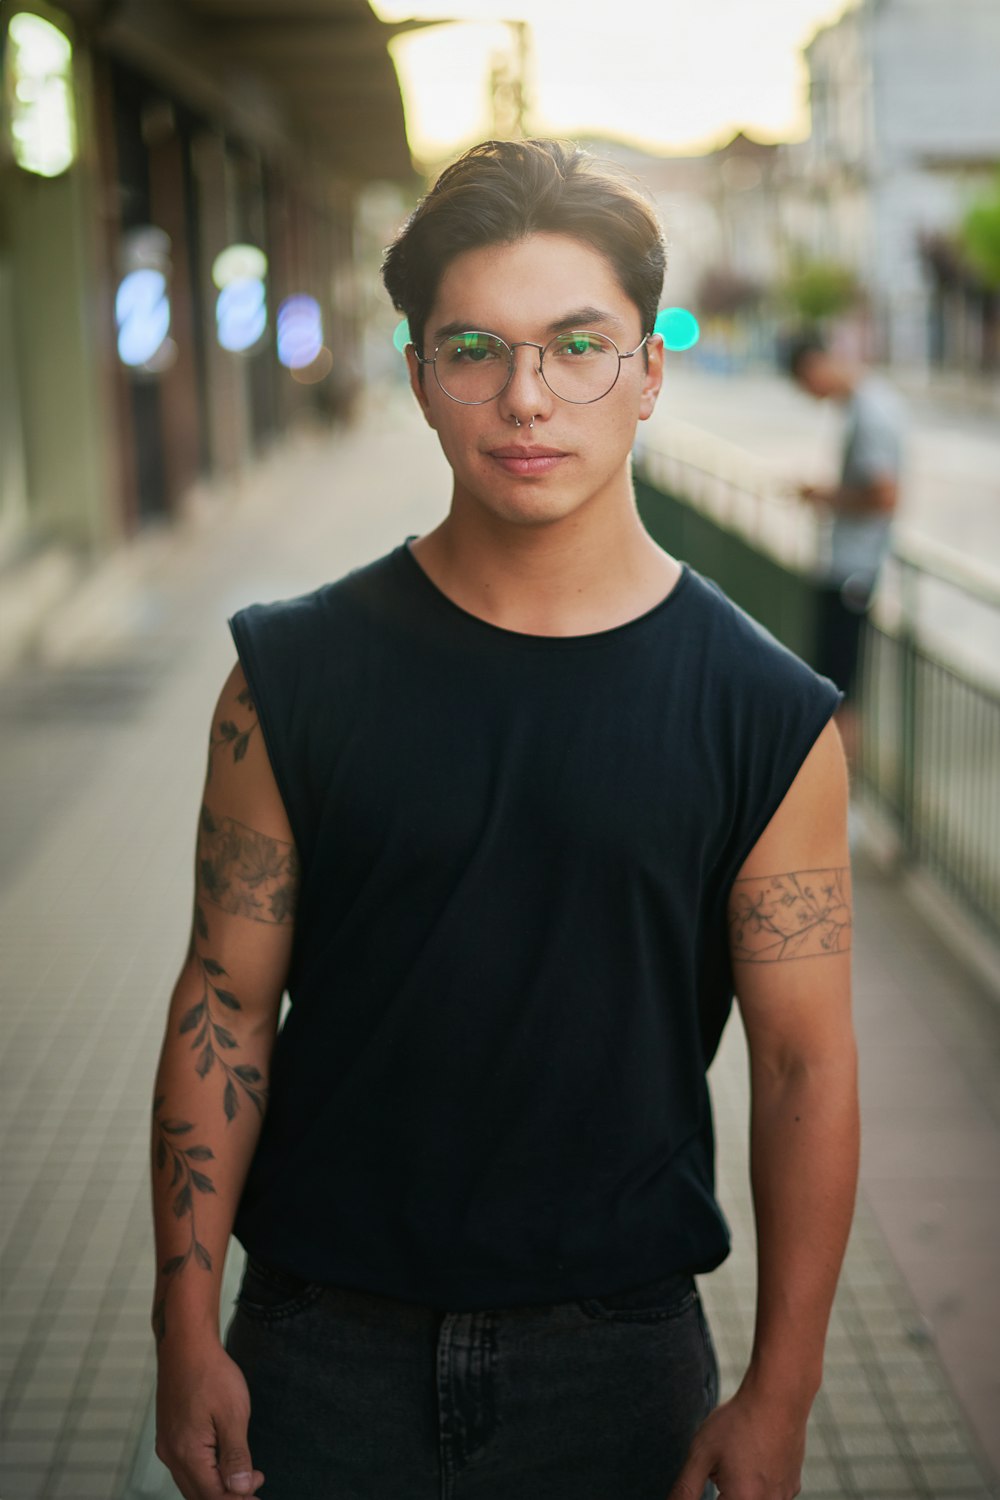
[638,333,665,422]
[405,345,437,429]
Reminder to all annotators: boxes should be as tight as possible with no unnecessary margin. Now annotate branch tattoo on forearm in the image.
[152,1096,216,1343]
[154,692,299,1341]
[729,868,852,962]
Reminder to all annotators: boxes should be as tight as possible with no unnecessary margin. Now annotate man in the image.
[784,330,905,764]
[152,140,859,1500]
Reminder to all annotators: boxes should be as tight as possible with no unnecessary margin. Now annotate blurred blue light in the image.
[217,277,267,353]
[654,307,701,352]
[277,295,323,369]
[116,268,170,367]
[393,319,411,354]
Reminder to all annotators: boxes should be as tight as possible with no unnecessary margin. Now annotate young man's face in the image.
[407,232,664,530]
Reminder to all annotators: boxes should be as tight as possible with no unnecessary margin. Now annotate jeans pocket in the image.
[235,1256,325,1322]
[578,1272,698,1323]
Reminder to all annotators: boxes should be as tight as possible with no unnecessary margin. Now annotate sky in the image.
[370,0,854,164]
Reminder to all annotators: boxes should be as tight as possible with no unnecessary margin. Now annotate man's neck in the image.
[410,493,682,639]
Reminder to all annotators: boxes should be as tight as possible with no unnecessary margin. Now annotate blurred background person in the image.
[783,330,906,767]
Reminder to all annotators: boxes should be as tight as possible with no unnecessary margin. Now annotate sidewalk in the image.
[2,404,998,1500]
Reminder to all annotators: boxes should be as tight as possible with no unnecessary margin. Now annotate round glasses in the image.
[416,329,650,406]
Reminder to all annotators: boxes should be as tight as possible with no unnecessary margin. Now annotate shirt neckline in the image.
[398,539,692,649]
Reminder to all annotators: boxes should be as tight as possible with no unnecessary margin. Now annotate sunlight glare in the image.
[375,0,853,161]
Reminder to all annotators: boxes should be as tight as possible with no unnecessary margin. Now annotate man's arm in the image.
[799,475,897,515]
[669,719,859,1500]
[152,662,297,1500]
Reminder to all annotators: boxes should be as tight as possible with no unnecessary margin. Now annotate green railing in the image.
[634,433,1000,947]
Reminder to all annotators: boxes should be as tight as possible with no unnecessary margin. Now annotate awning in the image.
[55,0,418,182]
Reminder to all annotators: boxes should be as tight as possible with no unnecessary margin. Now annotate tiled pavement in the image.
[2,400,998,1500]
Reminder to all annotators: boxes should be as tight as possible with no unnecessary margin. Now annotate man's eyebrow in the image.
[547,306,624,334]
[428,307,626,347]
[429,319,487,345]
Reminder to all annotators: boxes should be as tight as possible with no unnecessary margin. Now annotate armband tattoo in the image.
[729,867,852,962]
[196,804,299,925]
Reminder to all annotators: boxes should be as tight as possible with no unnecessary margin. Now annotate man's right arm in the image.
[152,661,297,1500]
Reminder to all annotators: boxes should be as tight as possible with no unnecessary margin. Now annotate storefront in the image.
[1,0,412,573]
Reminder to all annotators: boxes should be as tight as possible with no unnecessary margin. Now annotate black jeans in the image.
[225,1257,719,1499]
[816,578,874,699]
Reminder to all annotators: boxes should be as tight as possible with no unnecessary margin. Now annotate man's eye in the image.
[447,336,502,363]
[555,335,606,357]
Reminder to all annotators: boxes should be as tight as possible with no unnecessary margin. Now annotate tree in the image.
[960,173,1000,289]
[779,258,861,323]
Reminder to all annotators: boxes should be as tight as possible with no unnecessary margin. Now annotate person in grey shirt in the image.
[784,331,906,763]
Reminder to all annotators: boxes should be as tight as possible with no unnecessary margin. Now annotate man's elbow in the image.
[751,1029,858,1090]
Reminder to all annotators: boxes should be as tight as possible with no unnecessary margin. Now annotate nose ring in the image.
[513,416,535,429]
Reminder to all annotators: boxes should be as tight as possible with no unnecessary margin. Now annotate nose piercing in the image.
[513,416,535,429]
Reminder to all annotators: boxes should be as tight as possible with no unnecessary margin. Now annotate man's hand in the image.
[796,482,831,507]
[666,1385,807,1500]
[156,1340,265,1499]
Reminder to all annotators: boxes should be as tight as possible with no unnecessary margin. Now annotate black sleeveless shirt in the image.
[229,544,839,1310]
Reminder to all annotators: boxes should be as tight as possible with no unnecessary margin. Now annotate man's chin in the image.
[476,492,585,529]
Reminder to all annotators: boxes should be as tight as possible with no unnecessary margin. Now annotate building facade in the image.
[797,0,1000,367]
[0,0,413,604]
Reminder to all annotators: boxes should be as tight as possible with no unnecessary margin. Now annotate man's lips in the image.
[487,444,569,475]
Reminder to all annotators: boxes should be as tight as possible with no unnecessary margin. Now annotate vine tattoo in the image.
[206,686,259,782]
[180,938,268,1121]
[181,804,296,1120]
[729,867,852,962]
[152,1096,216,1343]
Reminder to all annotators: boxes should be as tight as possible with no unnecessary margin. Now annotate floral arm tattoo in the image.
[729,868,852,962]
[187,802,298,1120]
[152,769,297,1340]
[197,803,300,926]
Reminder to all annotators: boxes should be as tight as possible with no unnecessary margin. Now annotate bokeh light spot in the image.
[212,244,268,290]
[217,278,267,353]
[277,295,324,370]
[116,268,170,367]
[655,307,701,352]
[393,319,411,354]
[7,12,77,178]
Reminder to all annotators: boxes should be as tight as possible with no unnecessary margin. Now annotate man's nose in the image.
[506,342,545,391]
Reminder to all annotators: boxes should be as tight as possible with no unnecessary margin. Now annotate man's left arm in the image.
[669,718,859,1500]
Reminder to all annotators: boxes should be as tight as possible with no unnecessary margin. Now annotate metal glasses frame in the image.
[414,330,651,406]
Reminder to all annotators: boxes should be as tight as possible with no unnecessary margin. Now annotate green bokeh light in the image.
[393,318,411,353]
[654,307,700,352]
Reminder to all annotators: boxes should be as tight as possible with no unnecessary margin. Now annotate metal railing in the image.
[861,544,1000,939]
[633,426,1000,946]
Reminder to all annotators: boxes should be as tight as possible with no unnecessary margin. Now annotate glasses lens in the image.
[542,331,620,402]
[435,332,510,403]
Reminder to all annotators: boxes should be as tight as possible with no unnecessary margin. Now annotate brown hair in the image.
[381,138,666,356]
